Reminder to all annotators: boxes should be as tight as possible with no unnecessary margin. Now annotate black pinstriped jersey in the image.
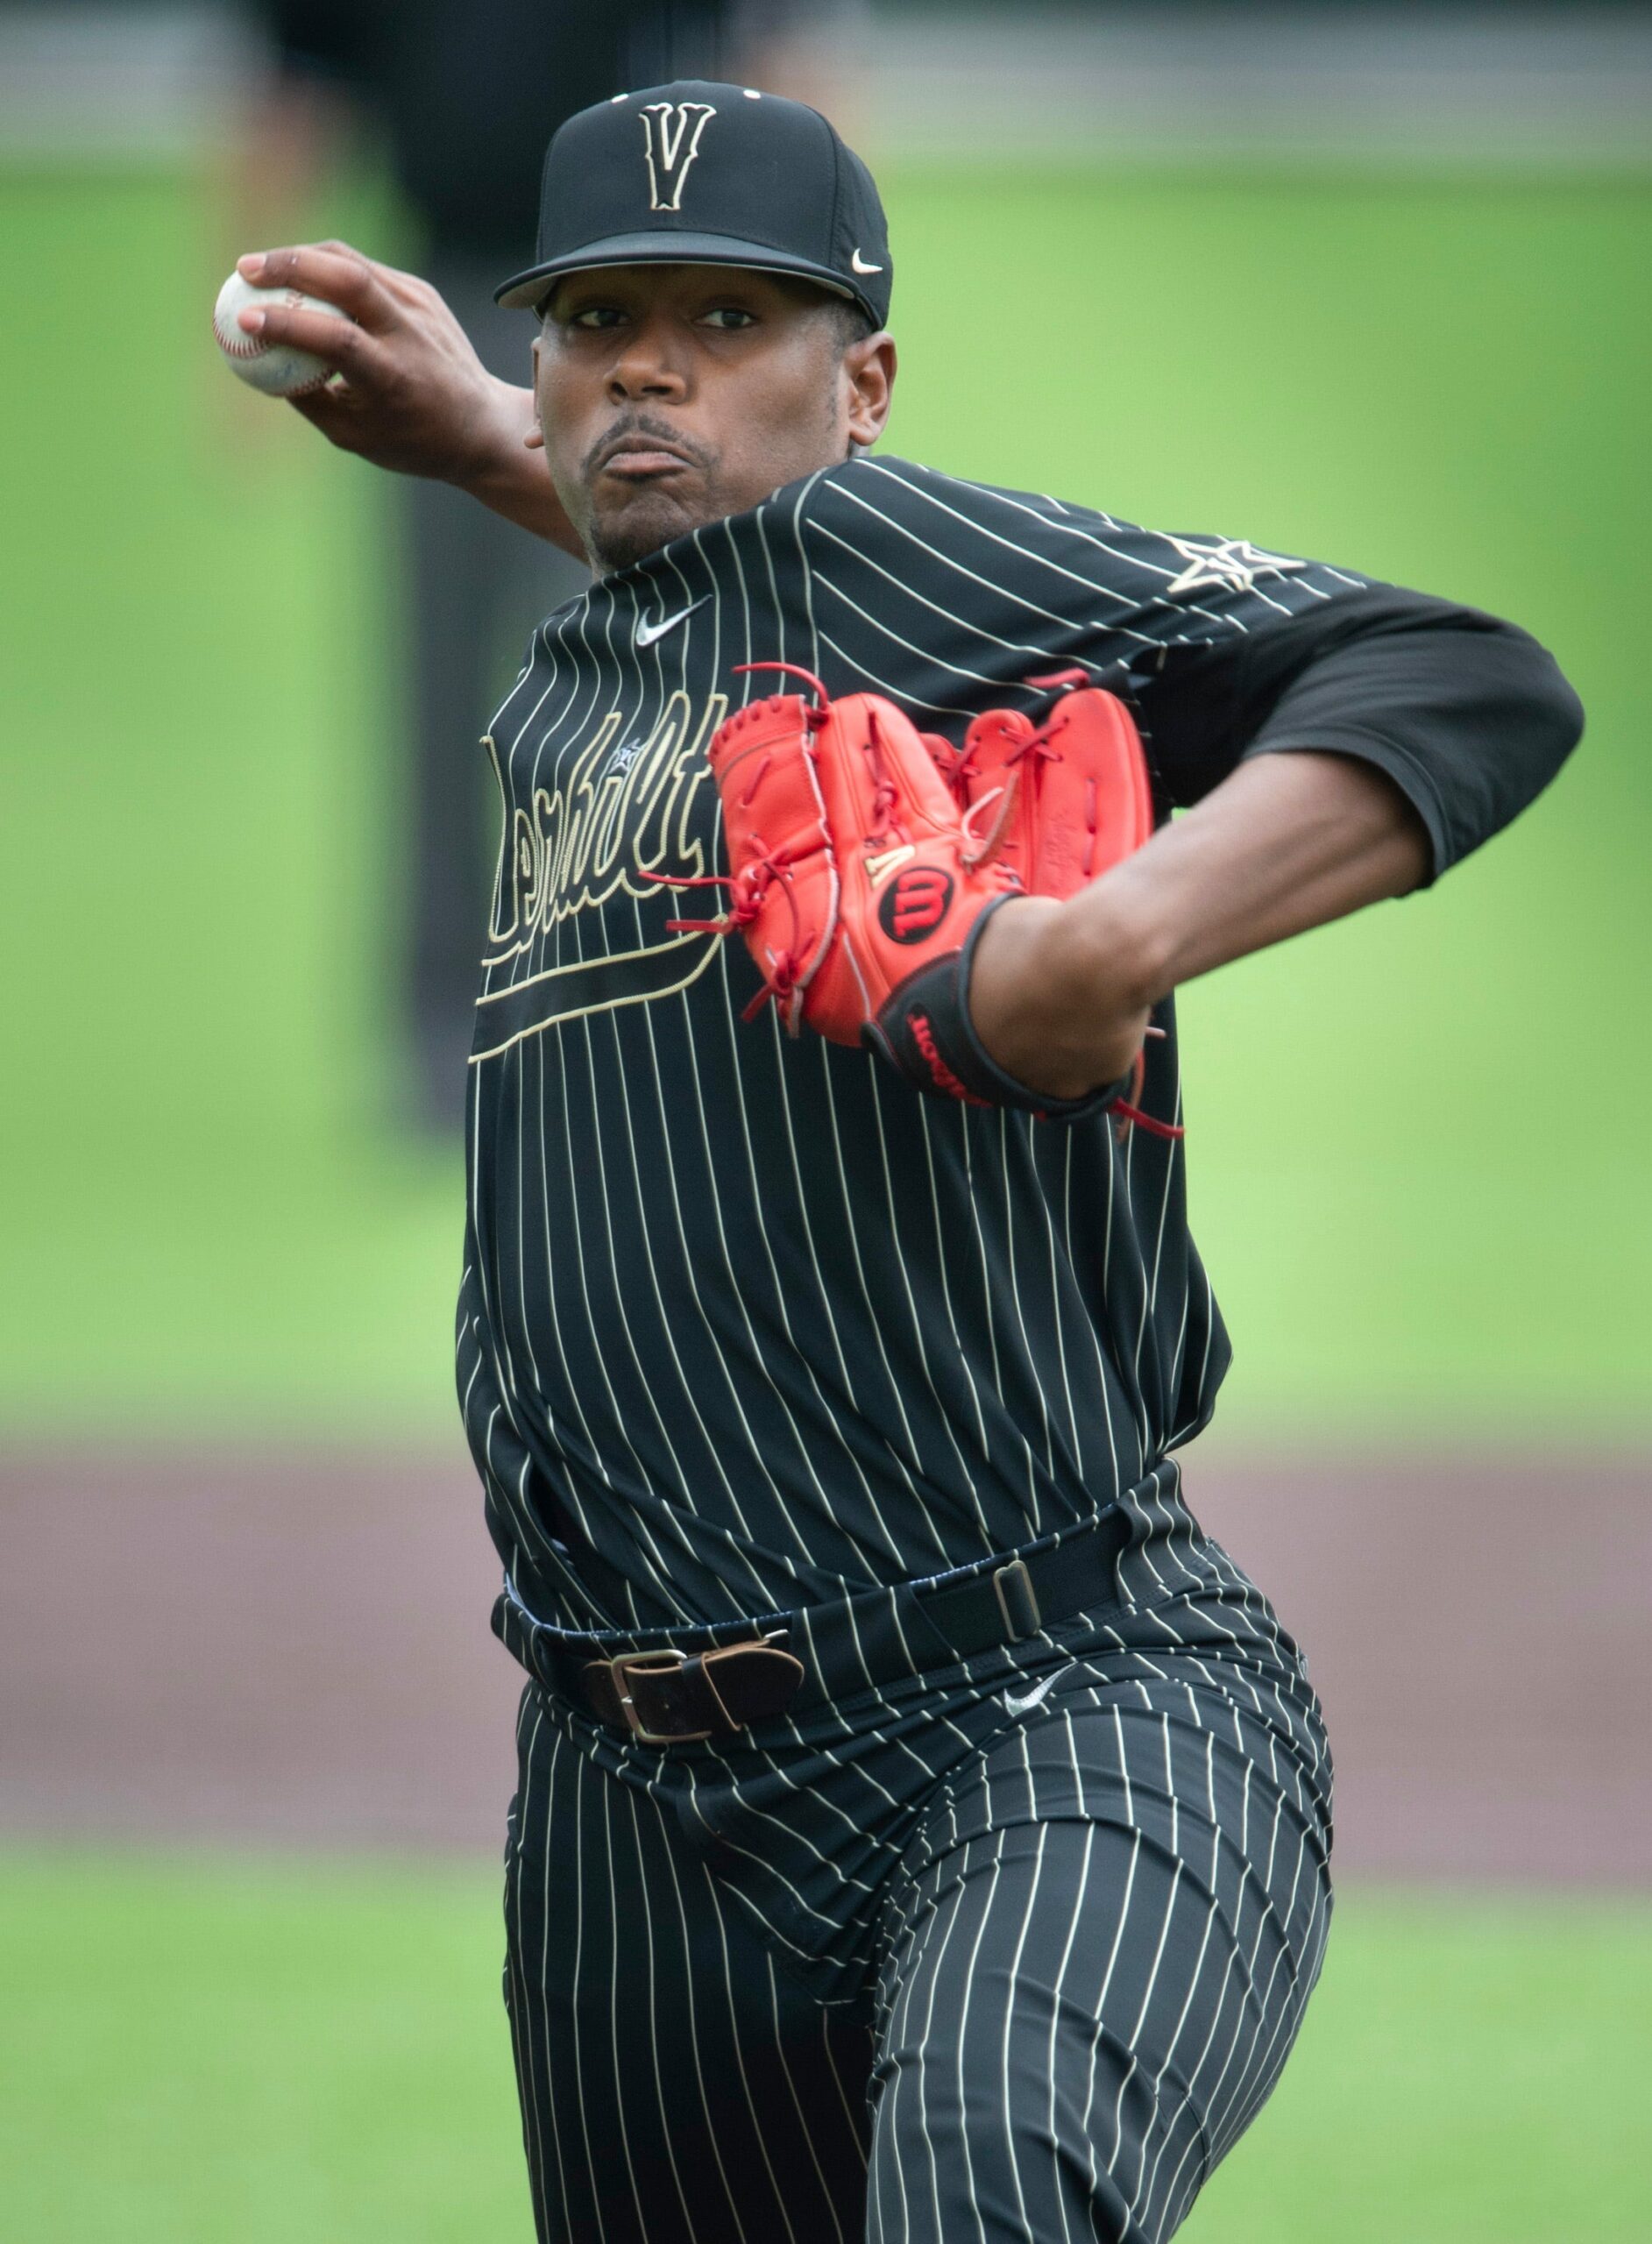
[456,453,1581,1633]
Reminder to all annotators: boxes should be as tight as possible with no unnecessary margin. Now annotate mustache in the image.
[585,414,714,478]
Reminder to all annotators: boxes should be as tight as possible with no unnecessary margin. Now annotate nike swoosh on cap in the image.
[635,597,707,647]
[851,249,883,275]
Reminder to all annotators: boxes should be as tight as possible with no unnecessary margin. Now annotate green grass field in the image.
[2,1854,1647,2242]
[4,161,1648,1441]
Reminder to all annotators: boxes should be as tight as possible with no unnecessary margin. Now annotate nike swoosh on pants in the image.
[1002,1664,1072,1715]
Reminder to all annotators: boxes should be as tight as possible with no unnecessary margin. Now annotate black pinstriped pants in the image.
[502,1640,1332,2244]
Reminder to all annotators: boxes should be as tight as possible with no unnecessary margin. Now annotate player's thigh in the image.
[865,1706,1332,2244]
[505,1682,875,2244]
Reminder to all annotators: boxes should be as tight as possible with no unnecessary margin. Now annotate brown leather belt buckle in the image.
[607,1650,715,1744]
[587,1632,804,1746]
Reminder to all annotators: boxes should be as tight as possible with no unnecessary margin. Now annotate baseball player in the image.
[237,82,1582,2244]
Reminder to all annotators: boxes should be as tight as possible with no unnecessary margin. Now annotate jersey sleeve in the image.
[1034,510,1584,888]
[1124,577,1585,886]
[794,464,1583,884]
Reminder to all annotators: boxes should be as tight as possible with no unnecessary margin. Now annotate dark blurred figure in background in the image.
[259,1,855,1127]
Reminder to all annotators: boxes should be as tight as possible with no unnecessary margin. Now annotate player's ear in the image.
[525,333,548,450]
[844,334,896,452]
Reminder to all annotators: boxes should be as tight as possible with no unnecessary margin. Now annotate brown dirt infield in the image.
[2,1431,1647,1882]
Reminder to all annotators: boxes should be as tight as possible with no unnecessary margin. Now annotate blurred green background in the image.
[4,161,1648,1440]
[4,1858,1648,2244]
[4,131,1648,2244]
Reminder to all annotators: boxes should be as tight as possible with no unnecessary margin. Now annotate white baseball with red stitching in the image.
[212,272,349,398]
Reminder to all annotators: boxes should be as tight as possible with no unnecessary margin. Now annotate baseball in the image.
[212,271,351,397]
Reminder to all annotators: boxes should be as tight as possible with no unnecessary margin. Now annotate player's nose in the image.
[606,314,690,403]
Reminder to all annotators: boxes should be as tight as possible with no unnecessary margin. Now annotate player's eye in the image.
[564,305,627,331]
[699,307,757,330]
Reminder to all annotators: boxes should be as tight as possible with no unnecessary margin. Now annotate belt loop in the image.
[992,1558,1041,1642]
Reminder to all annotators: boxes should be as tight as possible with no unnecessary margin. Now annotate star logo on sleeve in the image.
[1162,536,1310,598]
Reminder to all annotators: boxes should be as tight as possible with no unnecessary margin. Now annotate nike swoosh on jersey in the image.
[851,249,883,275]
[1003,1664,1072,1716]
[636,597,708,647]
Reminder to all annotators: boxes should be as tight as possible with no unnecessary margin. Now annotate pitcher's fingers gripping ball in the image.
[667,663,1179,1134]
[212,271,353,397]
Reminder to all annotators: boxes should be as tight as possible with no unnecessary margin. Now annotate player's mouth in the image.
[596,434,698,481]
[590,418,710,485]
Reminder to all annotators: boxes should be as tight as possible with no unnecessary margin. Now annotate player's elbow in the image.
[1433,618,1586,870]
[1502,622,1585,770]
[1499,624,1587,818]
[1535,653,1586,772]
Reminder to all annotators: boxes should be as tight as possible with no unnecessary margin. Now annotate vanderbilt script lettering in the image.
[485,689,727,959]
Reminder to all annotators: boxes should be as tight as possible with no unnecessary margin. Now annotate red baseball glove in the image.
[943,667,1156,898]
[659,664,1179,1133]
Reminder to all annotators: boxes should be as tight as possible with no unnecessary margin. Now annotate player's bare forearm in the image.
[970,750,1432,1101]
[234,245,583,556]
[450,382,581,547]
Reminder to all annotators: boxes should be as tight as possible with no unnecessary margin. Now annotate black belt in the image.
[564,1506,1131,1746]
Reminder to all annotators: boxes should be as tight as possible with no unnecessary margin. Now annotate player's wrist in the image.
[450,380,579,549]
[968,890,1155,1103]
[445,377,537,492]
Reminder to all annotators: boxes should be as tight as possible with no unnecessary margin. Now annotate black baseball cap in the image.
[495,80,892,328]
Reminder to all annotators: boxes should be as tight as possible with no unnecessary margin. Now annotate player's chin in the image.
[587,476,713,572]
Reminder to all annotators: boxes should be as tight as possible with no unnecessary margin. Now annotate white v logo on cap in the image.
[641,101,716,212]
[851,248,883,274]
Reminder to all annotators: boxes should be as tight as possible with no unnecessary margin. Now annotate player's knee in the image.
[874,1954,1221,2244]
[871,2075,1141,2241]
